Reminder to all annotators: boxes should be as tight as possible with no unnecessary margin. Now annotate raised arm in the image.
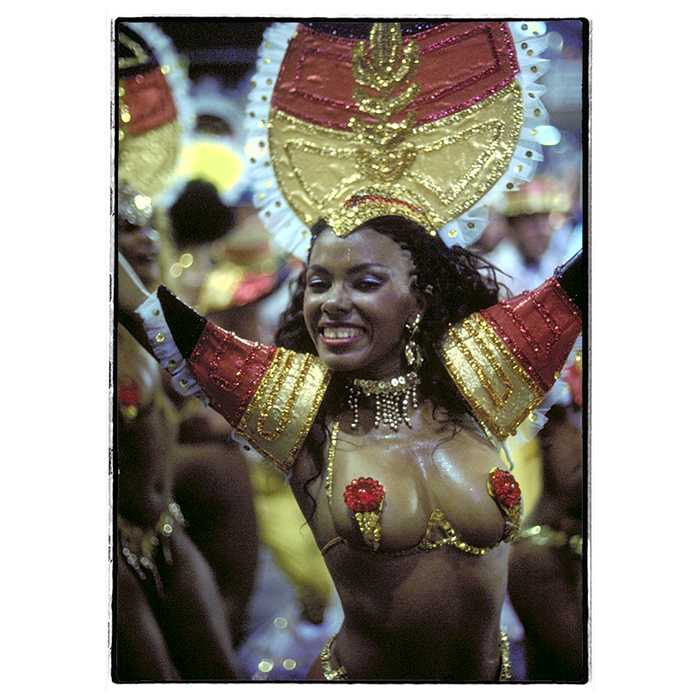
[440,250,583,441]
[117,252,156,354]
[117,255,330,471]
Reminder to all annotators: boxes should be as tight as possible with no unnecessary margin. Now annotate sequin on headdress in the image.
[117,22,194,199]
[245,21,560,258]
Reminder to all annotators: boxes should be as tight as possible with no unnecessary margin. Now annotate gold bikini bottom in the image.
[319,629,512,681]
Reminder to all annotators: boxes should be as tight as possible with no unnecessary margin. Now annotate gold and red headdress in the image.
[245,21,560,257]
[117,22,194,199]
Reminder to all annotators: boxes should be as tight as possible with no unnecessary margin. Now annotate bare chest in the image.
[312,419,506,554]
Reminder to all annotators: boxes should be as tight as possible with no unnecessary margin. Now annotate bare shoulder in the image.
[427,414,503,479]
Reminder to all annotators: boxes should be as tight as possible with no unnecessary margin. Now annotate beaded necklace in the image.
[346,371,420,431]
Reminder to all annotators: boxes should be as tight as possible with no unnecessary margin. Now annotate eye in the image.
[307,275,330,292]
[354,276,383,292]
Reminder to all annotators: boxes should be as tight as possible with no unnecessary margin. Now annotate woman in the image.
[115,22,256,675]
[118,211,582,680]
[508,401,585,681]
[115,186,242,679]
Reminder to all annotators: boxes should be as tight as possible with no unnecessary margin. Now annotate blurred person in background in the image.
[473,209,510,256]
[158,178,240,445]
[164,179,237,308]
[161,178,260,647]
[473,182,580,555]
[198,206,336,627]
[508,355,585,681]
[169,181,336,629]
[115,24,251,678]
[488,176,582,295]
[115,185,238,679]
[475,169,584,680]
[482,173,584,681]
[483,169,584,525]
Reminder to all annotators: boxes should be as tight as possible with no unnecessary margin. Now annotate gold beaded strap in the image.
[320,634,349,680]
[324,420,341,500]
[417,509,493,556]
[236,348,331,471]
[499,630,512,681]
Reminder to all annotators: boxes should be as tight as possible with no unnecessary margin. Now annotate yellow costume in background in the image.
[504,435,543,521]
[194,210,336,620]
[250,457,334,620]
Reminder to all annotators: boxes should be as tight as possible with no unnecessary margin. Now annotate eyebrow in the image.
[307,263,390,274]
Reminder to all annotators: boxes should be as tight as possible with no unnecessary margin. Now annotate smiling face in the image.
[303,225,424,377]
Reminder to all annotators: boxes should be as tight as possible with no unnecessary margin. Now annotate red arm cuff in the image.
[187,322,277,427]
[439,276,581,440]
[481,277,581,393]
[187,322,331,471]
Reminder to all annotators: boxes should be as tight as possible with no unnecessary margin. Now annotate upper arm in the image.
[438,274,582,441]
[135,287,331,473]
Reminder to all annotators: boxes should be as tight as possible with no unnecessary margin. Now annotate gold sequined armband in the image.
[439,313,544,440]
[236,348,331,471]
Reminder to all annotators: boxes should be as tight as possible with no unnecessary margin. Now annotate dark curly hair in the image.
[274,216,507,513]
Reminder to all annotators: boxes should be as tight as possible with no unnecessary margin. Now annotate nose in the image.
[321,284,351,317]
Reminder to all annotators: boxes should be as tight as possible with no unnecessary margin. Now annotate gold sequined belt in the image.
[320,630,512,681]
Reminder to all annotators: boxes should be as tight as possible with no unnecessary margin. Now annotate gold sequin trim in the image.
[417,508,491,556]
[268,80,523,236]
[499,630,512,681]
[349,23,420,184]
[118,120,182,198]
[325,420,340,499]
[318,631,512,680]
[320,634,349,680]
[236,349,331,470]
[253,349,312,441]
[438,313,544,440]
[447,322,514,409]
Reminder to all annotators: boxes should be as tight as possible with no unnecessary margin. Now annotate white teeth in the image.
[322,327,362,339]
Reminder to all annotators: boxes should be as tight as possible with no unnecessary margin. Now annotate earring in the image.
[404,314,424,371]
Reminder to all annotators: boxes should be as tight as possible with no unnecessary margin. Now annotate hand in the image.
[117,252,156,355]
[118,251,151,313]
[555,250,584,313]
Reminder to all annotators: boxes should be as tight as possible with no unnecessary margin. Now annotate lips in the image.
[318,324,366,348]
